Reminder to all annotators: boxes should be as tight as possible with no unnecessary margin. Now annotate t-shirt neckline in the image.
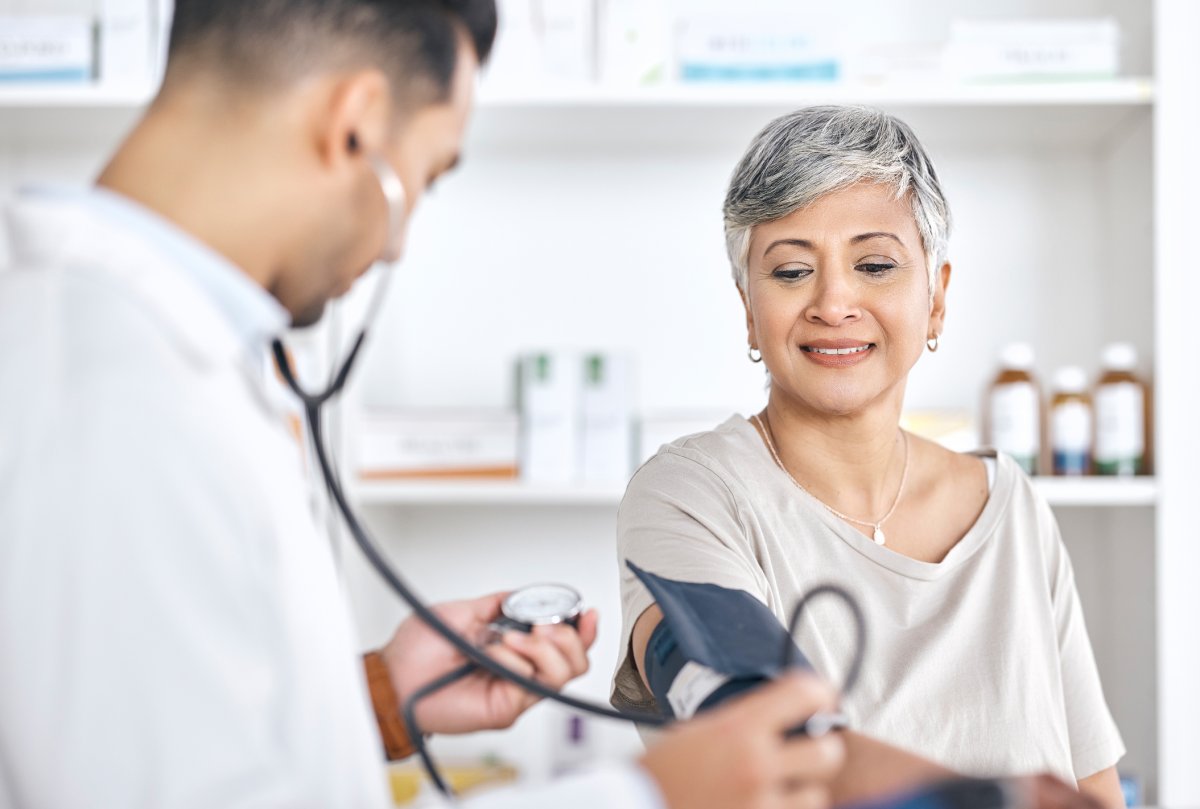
[728,414,1011,581]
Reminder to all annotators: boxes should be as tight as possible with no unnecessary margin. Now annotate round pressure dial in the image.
[500,584,584,629]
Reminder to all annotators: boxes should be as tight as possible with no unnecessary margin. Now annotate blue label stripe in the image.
[0,69,91,82]
[679,62,840,82]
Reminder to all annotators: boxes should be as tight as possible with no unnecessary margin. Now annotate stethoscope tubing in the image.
[273,338,671,727]
[268,260,866,797]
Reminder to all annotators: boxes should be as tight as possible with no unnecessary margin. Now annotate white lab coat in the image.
[0,191,661,809]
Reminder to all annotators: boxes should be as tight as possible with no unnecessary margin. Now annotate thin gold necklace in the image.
[751,413,910,546]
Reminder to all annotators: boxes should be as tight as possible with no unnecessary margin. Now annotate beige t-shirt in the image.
[611,415,1124,783]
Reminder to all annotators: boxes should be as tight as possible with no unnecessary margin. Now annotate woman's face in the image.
[742,181,949,418]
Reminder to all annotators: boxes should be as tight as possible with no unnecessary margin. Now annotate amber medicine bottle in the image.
[987,343,1041,476]
[1050,367,1093,476]
[1094,343,1146,476]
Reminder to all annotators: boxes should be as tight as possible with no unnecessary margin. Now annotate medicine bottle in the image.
[1094,343,1147,476]
[1050,367,1092,476]
[551,712,594,776]
[986,343,1041,476]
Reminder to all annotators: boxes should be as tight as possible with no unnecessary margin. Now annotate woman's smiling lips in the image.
[799,339,876,368]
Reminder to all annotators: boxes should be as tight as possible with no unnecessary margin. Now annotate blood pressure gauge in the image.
[489,584,583,635]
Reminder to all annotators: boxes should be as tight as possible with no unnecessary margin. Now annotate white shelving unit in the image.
[3,79,1150,117]
[478,78,1155,108]
[352,477,1158,509]
[352,480,627,507]
[0,83,155,108]
[3,0,1197,804]
[1033,477,1158,508]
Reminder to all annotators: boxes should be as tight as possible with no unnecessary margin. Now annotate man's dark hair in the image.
[165,0,497,102]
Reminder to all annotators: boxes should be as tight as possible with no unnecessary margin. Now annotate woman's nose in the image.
[805,272,862,326]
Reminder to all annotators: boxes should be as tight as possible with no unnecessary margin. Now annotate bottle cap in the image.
[1102,342,1138,372]
[999,342,1035,371]
[1053,366,1088,394]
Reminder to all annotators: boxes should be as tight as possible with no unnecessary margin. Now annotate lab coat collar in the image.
[5,189,287,375]
[83,186,290,355]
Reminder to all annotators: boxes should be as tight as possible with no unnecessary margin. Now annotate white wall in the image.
[340,99,1160,793]
[356,112,1154,419]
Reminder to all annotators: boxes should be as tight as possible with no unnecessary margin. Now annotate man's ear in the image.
[316,69,392,170]
[929,261,952,337]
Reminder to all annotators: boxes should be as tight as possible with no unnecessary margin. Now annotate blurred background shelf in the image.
[0,78,1153,109]
[351,476,1157,508]
[351,480,626,507]
[1,79,1153,149]
[1034,476,1157,507]
[477,77,1155,108]
[0,83,155,108]
[468,78,1155,148]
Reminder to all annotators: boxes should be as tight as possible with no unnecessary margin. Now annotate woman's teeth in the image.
[804,345,872,355]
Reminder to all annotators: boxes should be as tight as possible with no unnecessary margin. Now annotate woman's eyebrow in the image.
[763,238,814,256]
[764,232,905,257]
[850,231,904,246]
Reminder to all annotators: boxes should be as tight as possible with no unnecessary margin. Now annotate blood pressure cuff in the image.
[629,561,812,719]
[842,778,1016,809]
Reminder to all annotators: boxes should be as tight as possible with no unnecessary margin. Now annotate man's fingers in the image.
[501,631,573,687]
[732,672,839,731]
[485,641,536,679]
[531,623,590,676]
[469,592,511,621]
[779,734,845,784]
[576,609,599,650]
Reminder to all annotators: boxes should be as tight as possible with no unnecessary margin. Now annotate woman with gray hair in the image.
[611,106,1125,808]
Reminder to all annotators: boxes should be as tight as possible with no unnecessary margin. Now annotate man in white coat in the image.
[0,1,847,807]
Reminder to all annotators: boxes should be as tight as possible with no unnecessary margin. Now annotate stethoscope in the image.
[271,151,866,799]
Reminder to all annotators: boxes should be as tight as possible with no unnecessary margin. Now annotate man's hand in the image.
[380,593,599,735]
[639,673,846,809]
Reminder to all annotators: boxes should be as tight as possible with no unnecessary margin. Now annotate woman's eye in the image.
[857,262,896,275]
[772,267,811,280]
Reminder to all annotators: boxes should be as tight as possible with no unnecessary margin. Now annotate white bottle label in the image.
[1052,401,1092,453]
[1095,382,1144,461]
[990,382,1039,457]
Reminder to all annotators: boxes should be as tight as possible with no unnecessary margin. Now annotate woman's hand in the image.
[380,592,599,735]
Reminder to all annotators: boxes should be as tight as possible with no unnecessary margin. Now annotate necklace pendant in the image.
[872,526,886,546]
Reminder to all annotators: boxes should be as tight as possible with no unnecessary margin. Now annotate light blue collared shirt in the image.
[29,185,290,359]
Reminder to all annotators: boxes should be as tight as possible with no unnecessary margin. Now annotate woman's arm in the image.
[631,607,954,805]
[1077,767,1124,809]
[1038,503,1127,795]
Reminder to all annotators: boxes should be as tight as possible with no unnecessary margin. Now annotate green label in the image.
[586,355,604,385]
[1094,456,1143,476]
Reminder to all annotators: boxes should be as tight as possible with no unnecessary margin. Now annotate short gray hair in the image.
[723,106,951,297]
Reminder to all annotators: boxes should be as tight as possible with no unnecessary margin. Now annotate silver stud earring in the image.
[748,346,763,363]
[927,336,940,353]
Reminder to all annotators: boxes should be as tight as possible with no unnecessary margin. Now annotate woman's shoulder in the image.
[902,436,991,543]
[633,414,762,478]
[924,440,1059,544]
[906,434,987,492]
[915,437,1042,505]
[621,415,766,507]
